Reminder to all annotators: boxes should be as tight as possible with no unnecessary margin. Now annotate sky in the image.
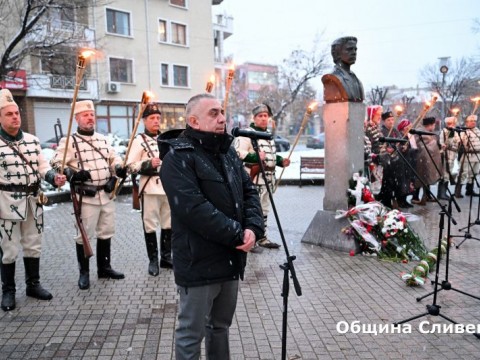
[214,0,479,92]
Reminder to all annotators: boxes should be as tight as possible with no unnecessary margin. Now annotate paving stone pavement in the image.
[1,185,480,359]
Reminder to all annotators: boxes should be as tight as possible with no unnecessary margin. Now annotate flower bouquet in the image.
[336,202,427,262]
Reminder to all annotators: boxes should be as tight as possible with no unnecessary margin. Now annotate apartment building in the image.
[5,0,225,142]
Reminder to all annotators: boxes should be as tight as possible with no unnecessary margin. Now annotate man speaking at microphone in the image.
[234,104,290,250]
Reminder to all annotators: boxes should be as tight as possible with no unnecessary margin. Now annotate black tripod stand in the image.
[389,139,459,326]
[251,137,302,360]
[453,130,480,248]
[416,194,480,302]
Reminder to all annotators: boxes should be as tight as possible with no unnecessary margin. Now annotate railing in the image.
[50,75,87,90]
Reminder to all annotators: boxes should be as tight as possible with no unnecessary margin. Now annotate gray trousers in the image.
[175,280,239,360]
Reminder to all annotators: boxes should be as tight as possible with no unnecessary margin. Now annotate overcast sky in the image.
[214,0,479,92]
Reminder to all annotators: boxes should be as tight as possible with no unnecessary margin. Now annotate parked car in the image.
[274,135,291,152]
[40,137,60,150]
[306,133,325,149]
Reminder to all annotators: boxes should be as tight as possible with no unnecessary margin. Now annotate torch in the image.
[387,105,403,137]
[223,64,235,118]
[205,74,215,93]
[410,93,438,130]
[274,101,318,192]
[110,90,154,199]
[59,49,95,189]
[471,96,480,116]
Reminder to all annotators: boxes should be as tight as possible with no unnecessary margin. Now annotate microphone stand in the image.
[391,140,459,327]
[250,137,302,360]
[411,134,480,303]
[455,130,480,245]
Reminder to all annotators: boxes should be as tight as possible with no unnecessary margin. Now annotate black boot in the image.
[160,229,173,269]
[437,180,449,200]
[97,239,125,279]
[145,232,159,276]
[76,243,90,289]
[455,183,464,198]
[1,261,16,311]
[23,257,52,300]
[411,187,420,201]
[466,183,479,197]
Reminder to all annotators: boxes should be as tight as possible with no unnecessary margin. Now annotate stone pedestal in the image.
[322,101,365,211]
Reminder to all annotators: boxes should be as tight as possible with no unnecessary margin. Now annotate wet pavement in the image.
[1,184,480,359]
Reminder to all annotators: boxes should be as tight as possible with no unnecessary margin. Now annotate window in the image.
[173,65,188,87]
[106,8,131,36]
[158,19,187,46]
[171,22,186,45]
[158,20,167,42]
[161,64,189,88]
[109,57,133,83]
[170,0,186,8]
[161,64,169,86]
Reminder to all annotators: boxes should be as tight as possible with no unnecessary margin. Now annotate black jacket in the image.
[159,127,264,287]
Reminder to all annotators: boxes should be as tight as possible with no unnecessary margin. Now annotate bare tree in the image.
[229,40,328,134]
[0,0,101,81]
[366,86,389,105]
[420,57,480,120]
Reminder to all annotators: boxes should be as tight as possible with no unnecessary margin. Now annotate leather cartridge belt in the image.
[74,184,106,196]
[0,183,40,194]
[245,163,276,172]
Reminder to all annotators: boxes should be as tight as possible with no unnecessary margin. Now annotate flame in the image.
[424,100,432,109]
[431,93,439,103]
[307,102,318,113]
[450,107,460,116]
[209,74,215,83]
[471,96,480,103]
[394,105,403,115]
[142,90,155,103]
[79,49,95,60]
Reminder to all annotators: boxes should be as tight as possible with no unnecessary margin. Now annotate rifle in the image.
[70,185,94,258]
[131,173,140,210]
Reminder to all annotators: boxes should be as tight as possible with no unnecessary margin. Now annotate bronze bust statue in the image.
[322,36,364,103]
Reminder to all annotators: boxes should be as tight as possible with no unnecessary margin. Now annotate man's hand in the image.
[115,165,128,179]
[236,229,256,253]
[282,158,291,167]
[259,151,266,161]
[151,157,161,168]
[54,174,67,187]
[68,169,91,184]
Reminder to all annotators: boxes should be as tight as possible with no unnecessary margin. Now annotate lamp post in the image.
[438,56,450,128]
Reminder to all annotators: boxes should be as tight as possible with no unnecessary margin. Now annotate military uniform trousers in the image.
[0,204,43,264]
[459,154,479,184]
[141,193,171,232]
[74,194,115,244]
[442,150,458,181]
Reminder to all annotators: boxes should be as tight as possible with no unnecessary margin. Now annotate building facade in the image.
[5,0,226,142]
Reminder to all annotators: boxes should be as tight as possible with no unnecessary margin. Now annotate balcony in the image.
[50,75,87,90]
[25,20,95,48]
[26,74,98,100]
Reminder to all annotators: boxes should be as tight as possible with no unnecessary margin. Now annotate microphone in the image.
[447,127,466,133]
[231,127,273,140]
[379,137,408,144]
[409,129,436,136]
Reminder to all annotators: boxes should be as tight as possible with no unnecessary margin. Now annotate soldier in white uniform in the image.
[456,114,480,197]
[438,116,461,200]
[50,100,126,290]
[127,103,172,276]
[0,89,66,311]
[234,104,290,249]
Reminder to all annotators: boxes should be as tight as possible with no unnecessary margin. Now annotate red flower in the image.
[349,250,355,256]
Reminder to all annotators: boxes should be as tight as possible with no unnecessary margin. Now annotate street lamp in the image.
[438,56,450,127]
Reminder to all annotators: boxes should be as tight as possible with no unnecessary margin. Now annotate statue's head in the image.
[331,36,358,65]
